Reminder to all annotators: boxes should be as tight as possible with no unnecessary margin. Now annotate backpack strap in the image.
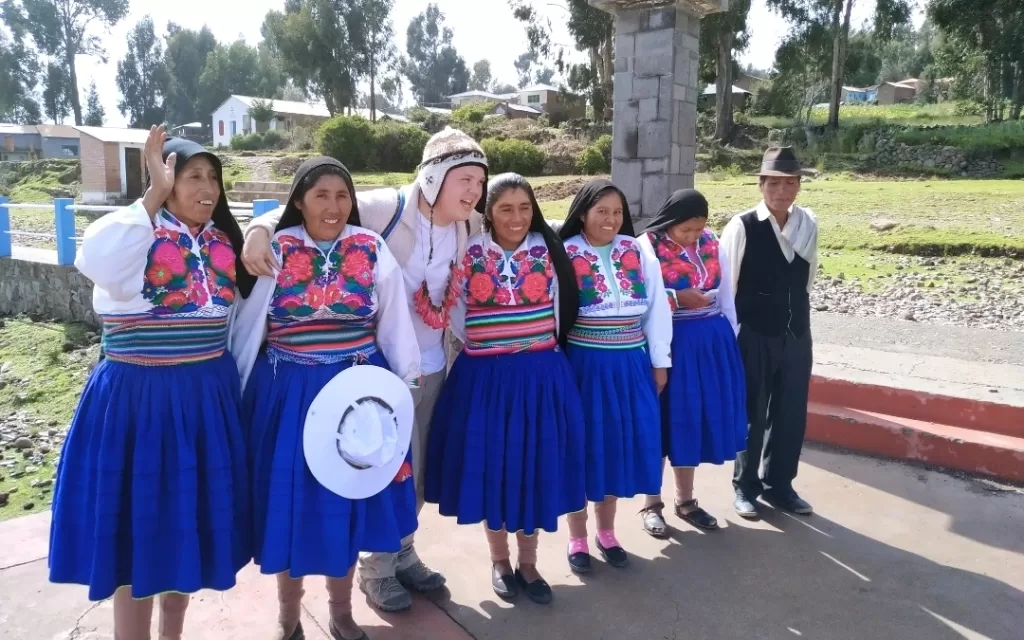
[382,188,406,240]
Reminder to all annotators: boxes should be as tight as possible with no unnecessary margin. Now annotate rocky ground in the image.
[812,255,1024,332]
[0,409,61,512]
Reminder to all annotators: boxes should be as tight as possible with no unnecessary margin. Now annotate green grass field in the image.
[749,102,985,129]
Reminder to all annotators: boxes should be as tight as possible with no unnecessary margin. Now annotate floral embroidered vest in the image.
[461,233,555,307]
[564,235,649,315]
[648,229,722,311]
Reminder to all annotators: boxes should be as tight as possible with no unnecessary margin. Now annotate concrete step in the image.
[806,401,1024,483]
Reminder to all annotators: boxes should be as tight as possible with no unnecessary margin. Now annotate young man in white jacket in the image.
[241,128,488,613]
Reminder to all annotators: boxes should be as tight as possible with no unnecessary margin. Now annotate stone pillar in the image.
[590,0,727,225]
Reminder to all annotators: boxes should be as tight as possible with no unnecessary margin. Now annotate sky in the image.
[71,0,921,128]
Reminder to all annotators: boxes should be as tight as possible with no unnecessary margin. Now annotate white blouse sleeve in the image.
[374,241,422,386]
[449,293,467,344]
[718,216,746,336]
[638,237,672,368]
[229,275,275,390]
[74,200,154,300]
[718,245,739,335]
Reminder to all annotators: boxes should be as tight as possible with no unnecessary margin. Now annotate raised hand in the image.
[141,125,176,218]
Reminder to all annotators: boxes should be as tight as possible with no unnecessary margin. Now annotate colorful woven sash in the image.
[567,315,646,350]
[266,317,377,365]
[463,303,557,356]
[671,293,722,321]
[101,314,228,366]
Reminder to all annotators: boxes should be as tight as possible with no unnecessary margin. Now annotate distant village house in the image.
[0,124,80,162]
[76,126,150,205]
[448,84,585,122]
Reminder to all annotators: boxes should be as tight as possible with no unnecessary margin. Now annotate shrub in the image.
[480,138,547,176]
[316,116,376,171]
[229,133,264,151]
[285,126,315,151]
[451,102,495,125]
[261,130,285,149]
[371,122,430,172]
[576,134,612,175]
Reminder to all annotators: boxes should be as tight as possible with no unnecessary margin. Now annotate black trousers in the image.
[732,326,813,498]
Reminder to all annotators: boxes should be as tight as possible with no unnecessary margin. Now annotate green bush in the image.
[316,116,376,171]
[229,133,264,151]
[893,121,1024,153]
[451,102,495,125]
[576,134,612,174]
[480,138,547,176]
[261,130,284,149]
[371,122,430,172]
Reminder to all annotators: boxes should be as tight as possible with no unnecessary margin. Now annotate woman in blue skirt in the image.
[48,126,256,638]
[556,179,672,572]
[230,157,421,640]
[424,173,584,605]
[636,189,748,536]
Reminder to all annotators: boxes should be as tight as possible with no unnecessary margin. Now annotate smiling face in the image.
[667,217,707,247]
[582,190,624,247]
[164,155,220,228]
[434,164,486,224]
[296,173,353,243]
[489,187,534,251]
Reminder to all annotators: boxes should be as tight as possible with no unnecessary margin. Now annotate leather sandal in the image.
[675,499,719,530]
[639,501,670,539]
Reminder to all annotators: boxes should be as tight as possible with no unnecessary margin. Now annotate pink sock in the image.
[597,529,620,549]
[568,536,589,555]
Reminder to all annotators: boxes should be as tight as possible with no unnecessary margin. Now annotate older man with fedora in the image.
[719,146,818,519]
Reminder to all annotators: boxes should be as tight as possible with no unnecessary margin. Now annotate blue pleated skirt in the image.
[244,349,417,579]
[565,344,663,501]
[424,349,586,535]
[662,313,748,467]
[48,353,251,601]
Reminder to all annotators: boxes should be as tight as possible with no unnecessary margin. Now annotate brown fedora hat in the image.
[756,146,815,177]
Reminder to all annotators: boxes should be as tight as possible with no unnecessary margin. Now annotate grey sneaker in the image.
[396,560,447,592]
[358,575,412,612]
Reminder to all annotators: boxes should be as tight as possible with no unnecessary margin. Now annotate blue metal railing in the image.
[0,197,280,266]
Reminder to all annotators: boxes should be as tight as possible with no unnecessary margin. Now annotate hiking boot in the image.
[396,560,446,592]
[358,575,412,612]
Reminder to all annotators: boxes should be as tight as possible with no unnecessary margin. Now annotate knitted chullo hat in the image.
[415,127,488,214]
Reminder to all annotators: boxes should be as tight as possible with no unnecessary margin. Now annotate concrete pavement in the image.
[2,447,1023,640]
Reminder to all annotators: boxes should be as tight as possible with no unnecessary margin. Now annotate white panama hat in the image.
[303,364,414,500]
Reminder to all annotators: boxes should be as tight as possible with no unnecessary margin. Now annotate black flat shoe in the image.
[285,621,305,640]
[595,537,628,568]
[675,499,719,530]
[567,548,592,574]
[514,568,553,604]
[329,618,367,640]
[491,565,518,600]
[763,490,813,515]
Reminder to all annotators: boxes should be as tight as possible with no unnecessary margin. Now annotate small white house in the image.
[211,95,332,147]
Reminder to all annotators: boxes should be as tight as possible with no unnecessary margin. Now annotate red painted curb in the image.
[809,376,1024,438]
[807,402,1024,483]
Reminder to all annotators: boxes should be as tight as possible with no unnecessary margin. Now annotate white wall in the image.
[211,97,252,147]
[520,91,550,108]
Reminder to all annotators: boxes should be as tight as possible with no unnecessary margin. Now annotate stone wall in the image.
[870,135,1003,177]
[0,257,98,328]
[609,5,703,224]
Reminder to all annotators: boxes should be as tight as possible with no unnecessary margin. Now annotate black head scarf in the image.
[642,189,710,234]
[557,178,636,241]
[276,156,361,233]
[485,173,579,346]
[155,137,256,299]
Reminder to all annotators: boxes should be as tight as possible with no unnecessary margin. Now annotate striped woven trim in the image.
[266,318,377,365]
[673,297,722,321]
[101,314,228,366]
[464,303,557,356]
[567,315,646,350]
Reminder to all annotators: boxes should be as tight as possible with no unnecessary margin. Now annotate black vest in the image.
[734,210,811,338]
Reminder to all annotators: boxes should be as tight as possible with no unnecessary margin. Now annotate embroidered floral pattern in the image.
[462,243,512,306]
[271,232,380,319]
[651,229,721,293]
[143,228,208,314]
[611,239,647,301]
[510,244,554,305]
[393,460,413,483]
[565,243,609,308]
[198,229,237,306]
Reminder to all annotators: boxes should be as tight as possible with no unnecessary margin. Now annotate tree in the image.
[0,2,41,123]
[700,0,752,141]
[347,0,397,122]
[510,0,613,123]
[470,59,493,92]
[116,16,168,128]
[19,0,130,125]
[380,74,403,109]
[248,98,276,126]
[196,40,280,118]
[768,0,911,129]
[164,23,218,126]
[84,80,104,125]
[42,62,72,123]
[400,4,470,106]
[493,81,519,95]
[262,0,358,115]
[513,51,555,88]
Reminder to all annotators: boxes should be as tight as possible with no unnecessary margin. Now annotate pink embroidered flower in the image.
[324,281,342,306]
[665,269,680,284]
[468,272,496,304]
[619,249,641,271]
[152,241,187,275]
[571,255,592,277]
[341,250,373,287]
[146,264,174,287]
[341,292,366,309]
[283,250,315,283]
[217,286,235,304]
[208,242,236,278]
[276,294,303,312]
[162,291,188,310]
[495,287,512,305]
[307,285,325,309]
[520,272,549,304]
